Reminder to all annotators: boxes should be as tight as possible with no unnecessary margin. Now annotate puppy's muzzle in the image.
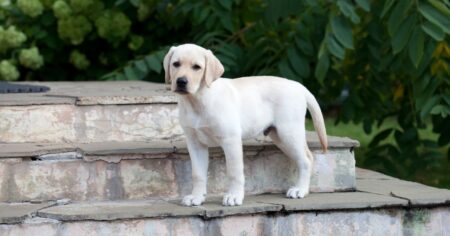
[175,77,189,94]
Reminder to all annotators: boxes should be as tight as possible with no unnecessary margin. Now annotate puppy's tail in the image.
[305,89,328,153]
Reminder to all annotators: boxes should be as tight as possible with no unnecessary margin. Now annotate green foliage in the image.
[0,60,20,81]
[95,10,131,44]
[58,15,92,45]
[17,0,44,18]
[52,0,72,19]
[0,26,27,53]
[0,0,449,186]
[19,47,44,70]
[69,50,90,70]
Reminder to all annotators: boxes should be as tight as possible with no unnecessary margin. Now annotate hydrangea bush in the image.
[0,0,165,81]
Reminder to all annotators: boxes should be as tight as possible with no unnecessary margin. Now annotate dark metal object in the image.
[0,82,50,93]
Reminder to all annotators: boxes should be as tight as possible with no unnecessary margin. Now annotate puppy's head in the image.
[163,44,224,95]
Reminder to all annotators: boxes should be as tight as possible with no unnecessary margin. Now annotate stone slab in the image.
[0,132,359,158]
[2,207,449,236]
[199,197,282,218]
[252,192,408,211]
[357,178,450,206]
[0,202,55,224]
[31,191,415,222]
[356,168,450,205]
[0,143,77,158]
[37,197,282,221]
[0,147,355,202]
[0,93,75,106]
[356,167,397,180]
[78,141,181,156]
[0,81,175,106]
[37,200,203,221]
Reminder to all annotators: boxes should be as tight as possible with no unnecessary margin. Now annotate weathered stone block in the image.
[0,105,76,143]
[1,207,449,236]
[0,147,355,202]
[79,104,183,143]
[0,104,183,143]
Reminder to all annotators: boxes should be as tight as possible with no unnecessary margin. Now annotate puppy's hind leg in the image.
[269,123,311,198]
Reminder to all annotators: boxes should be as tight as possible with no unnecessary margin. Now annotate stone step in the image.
[0,81,180,143]
[1,169,449,235]
[0,133,358,202]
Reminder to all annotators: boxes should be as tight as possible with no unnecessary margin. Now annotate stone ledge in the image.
[34,192,409,222]
[0,144,356,202]
[0,81,174,106]
[0,202,55,224]
[0,132,359,159]
[1,169,449,224]
[2,207,449,235]
[356,168,450,206]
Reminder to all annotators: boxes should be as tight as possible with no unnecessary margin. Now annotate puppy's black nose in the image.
[176,77,188,87]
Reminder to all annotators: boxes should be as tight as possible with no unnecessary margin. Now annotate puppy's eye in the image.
[192,64,201,70]
[172,62,180,68]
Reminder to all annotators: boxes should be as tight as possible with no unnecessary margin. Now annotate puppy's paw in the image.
[182,194,205,206]
[222,193,244,206]
[286,187,309,199]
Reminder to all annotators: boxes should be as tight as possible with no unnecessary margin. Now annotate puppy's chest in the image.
[179,111,221,146]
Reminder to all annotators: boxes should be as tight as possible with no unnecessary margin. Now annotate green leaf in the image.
[115,73,126,80]
[218,0,232,10]
[430,105,445,115]
[363,119,372,134]
[295,37,313,56]
[421,22,445,41]
[115,0,127,6]
[381,0,395,18]
[408,28,425,67]
[428,0,450,18]
[220,16,234,32]
[129,0,140,7]
[420,96,441,118]
[287,48,309,78]
[327,36,346,59]
[124,66,138,80]
[337,0,360,24]
[396,128,418,144]
[443,94,450,105]
[387,0,411,37]
[331,16,354,49]
[145,55,162,73]
[355,0,370,11]
[391,15,416,54]
[278,59,297,80]
[315,53,329,83]
[134,60,148,73]
[419,3,450,34]
[369,128,393,147]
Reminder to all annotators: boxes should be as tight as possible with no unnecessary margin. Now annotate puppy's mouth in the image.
[174,88,189,94]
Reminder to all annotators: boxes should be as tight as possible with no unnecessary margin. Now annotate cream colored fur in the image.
[163,44,327,206]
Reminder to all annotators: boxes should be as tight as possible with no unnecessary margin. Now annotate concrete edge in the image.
[21,191,450,223]
[0,202,56,224]
[0,133,359,159]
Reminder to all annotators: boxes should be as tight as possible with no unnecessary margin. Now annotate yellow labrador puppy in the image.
[164,44,327,206]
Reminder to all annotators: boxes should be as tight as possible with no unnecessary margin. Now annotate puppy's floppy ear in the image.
[204,49,224,87]
[163,46,176,84]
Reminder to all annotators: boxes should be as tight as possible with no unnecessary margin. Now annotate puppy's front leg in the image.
[221,138,245,206]
[182,133,209,206]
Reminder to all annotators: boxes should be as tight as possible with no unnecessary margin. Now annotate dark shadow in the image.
[0,82,50,93]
